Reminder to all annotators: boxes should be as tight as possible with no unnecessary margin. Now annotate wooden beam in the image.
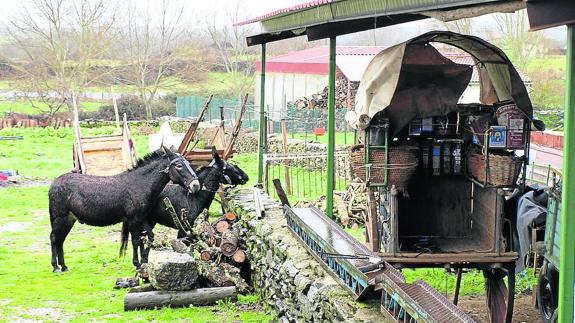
[178,95,213,154]
[527,0,575,31]
[246,30,304,47]
[306,14,426,41]
[422,1,525,22]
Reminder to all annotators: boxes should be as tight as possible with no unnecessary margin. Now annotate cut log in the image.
[195,260,251,294]
[224,212,237,222]
[220,229,239,257]
[192,218,217,246]
[214,220,231,234]
[124,286,236,311]
[200,247,221,262]
[231,249,247,264]
[170,239,189,254]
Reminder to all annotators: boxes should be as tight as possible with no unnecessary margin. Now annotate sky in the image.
[0,0,566,46]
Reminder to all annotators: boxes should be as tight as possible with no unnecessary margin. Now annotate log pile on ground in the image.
[296,183,367,228]
[289,77,359,110]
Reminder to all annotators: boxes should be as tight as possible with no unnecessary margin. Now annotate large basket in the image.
[467,149,523,186]
[350,144,419,191]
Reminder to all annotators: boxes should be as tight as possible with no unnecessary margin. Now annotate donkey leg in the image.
[49,202,74,273]
[55,214,76,272]
[140,222,154,265]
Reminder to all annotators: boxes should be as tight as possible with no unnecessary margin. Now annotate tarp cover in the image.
[349,31,537,135]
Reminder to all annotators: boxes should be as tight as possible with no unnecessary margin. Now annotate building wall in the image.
[255,72,328,120]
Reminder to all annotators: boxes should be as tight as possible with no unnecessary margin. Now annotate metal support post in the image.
[326,37,336,219]
[257,43,266,183]
[559,24,575,323]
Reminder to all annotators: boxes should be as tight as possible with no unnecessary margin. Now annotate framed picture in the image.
[489,126,507,148]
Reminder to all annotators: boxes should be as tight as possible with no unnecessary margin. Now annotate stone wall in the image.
[228,189,384,323]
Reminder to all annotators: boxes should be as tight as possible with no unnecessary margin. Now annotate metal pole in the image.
[257,43,266,183]
[559,24,575,323]
[326,37,336,219]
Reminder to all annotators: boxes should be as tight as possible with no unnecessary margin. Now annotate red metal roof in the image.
[235,0,335,26]
[256,46,531,83]
[255,46,386,79]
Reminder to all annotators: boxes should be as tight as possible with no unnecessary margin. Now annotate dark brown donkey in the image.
[48,146,200,272]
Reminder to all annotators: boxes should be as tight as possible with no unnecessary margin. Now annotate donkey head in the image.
[161,146,200,194]
[223,162,248,186]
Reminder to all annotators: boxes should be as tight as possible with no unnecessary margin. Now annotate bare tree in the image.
[493,10,543,68]
[203,2,255,101]
[3,0,116,116]
[120,0,209,119]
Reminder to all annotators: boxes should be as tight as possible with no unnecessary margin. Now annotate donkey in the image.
[147,147,248,238]
[48,146,200,272]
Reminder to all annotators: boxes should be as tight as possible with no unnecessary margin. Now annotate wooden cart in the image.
[349,32,545,323]
[73,114,136,176]
[178,94,248,166]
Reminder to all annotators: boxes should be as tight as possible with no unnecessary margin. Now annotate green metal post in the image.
[257,43,266,183]
[559,24,575,323]
[326,37,336,219]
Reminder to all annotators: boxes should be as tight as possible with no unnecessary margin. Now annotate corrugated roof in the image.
[255,46,531,83]
[235,0,336,26]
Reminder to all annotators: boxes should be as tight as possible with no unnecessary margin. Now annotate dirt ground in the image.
[459,292,542,323]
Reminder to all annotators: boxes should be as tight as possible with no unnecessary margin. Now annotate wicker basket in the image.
[350,144,419,191]
[467,149,523,186]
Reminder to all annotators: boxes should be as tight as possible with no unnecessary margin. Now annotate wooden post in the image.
[124,286,237,311]
[453,268,463,305]
[280,119,292,194]
[272,179,291,207]
[72,92,86,173]
[111,86,120,130]
[366,188,380,252]
[178,95,213,154]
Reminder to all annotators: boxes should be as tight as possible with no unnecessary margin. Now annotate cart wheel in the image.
[537,269,557,323]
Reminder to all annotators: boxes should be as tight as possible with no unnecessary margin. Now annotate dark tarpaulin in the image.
[383,44,472,137]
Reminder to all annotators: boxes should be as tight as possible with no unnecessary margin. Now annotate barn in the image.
[254,45,532,119]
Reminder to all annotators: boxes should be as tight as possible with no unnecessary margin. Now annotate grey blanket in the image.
[516,190,548,273]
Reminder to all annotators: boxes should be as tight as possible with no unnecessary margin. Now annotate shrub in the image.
[80,95,176,120]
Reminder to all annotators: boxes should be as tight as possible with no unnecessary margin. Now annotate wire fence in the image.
[263,151,351,202]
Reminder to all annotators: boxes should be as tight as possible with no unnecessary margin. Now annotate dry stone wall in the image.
[228,189,384,323]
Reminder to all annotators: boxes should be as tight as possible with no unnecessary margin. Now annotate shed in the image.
[255,45,531,118]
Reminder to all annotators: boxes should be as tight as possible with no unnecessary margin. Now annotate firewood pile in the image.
[123,204,252,311]
[296,183,367,228]
[288,77,359,110]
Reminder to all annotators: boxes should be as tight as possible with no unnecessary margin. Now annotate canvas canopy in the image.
[348,31,539,136]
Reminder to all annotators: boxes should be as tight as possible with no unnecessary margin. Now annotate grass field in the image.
[0,100,105,116]
[0,128,536,321]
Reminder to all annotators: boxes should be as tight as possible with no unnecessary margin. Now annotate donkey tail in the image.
[119,221,129,257]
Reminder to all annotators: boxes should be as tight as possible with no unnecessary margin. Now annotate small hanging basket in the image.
[350,144,419,191]
[467,149,523,186]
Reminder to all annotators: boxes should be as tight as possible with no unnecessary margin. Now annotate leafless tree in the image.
[3,0,117,116]
[203,2,255,101]
[119,0,209,119]
[493,10,543,68]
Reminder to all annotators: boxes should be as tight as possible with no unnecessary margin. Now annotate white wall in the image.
[254,72,328,121]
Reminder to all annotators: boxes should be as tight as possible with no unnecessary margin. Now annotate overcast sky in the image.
[0,0,566,46]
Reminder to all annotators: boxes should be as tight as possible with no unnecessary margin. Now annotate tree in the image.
[3,0,116,116]
[202,2,255,101]
[119,0,209,120]
[493,9,543,69]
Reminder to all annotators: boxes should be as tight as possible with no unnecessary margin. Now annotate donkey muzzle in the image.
[188,180,201,194]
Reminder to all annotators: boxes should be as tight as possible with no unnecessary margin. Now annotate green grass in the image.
[291,131,356,146]
[0,100,104,115]
[0,186,273,322]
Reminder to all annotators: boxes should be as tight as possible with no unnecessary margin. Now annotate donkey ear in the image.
[160,144,169,156]
[211,146,222,162]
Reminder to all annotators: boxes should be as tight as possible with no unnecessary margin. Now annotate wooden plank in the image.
[223,93,249,160]
[72,92,86,173]
[366,189,380,252]
[280,119,292,195]
[378,252,518,265]
[272,179,291,207]
[527,1,575,31]
[178,95,213,154]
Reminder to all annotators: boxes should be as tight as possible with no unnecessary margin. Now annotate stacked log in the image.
[289,76,359,110]
[297,183,367,228]
[227,188,383,322]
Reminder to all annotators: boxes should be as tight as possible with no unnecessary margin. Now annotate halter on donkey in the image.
[48,146,200,272]
[147,146,249,240]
